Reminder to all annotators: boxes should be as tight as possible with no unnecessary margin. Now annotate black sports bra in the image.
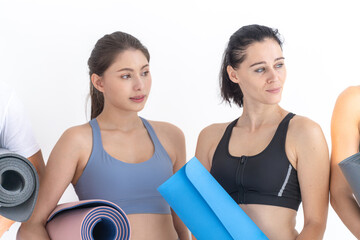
[210,113,301,211]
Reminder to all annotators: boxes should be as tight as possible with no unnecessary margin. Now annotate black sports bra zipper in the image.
[236,161,241,203]
[236,155,247,204]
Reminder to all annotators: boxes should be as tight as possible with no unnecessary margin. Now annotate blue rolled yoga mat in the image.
[339,152,360,204]
[46,199,131,240]
[0,148,39,222]
[158,157,268,240]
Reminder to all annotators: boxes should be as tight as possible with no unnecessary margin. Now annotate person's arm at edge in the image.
[0,90,46,237]
[330,86,360,238]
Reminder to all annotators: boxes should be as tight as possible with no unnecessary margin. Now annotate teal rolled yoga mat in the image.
[158,157,268,240]
[0,148,39,222]
[339,152,360,204]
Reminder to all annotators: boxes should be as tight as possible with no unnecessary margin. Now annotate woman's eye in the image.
[275,63,284,68]
[121,74,131,79]
[255,67,265,73]
[141,71,149,76]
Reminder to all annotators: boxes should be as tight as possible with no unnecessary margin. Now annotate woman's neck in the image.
[96,107,142,131]
[239,104,286,132]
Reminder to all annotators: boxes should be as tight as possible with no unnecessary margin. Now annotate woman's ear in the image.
[227,65,240,83]
[91,73,104,92]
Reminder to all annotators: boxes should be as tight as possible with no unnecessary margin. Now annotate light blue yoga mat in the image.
[158,157,268,240]
[339,152,360,205]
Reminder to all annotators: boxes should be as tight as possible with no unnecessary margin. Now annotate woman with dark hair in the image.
[195,24,329,239]
[18,32,189,240]
[330,86,360,238]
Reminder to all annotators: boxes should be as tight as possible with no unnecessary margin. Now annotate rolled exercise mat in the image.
[158,157,269,240]
[0,148,39,222]
[339,152,360,204]
[46,199,131,240]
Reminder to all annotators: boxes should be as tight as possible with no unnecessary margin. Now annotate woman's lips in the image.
[130,95,146,103]
[266,87,281,94]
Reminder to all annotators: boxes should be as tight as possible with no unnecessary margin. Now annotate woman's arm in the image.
[153,121,190,240]
[330,86,360,238]
[195,124,224,171]
[191,124,223,240]
[28,150,46,181]
[17,126,89,240]
[289,117,329,240]
[166,123,190,240]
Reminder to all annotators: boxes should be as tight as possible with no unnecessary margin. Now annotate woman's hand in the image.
[17,222,50,240]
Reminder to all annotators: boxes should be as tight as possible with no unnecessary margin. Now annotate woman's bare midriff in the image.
[127,214,178,240]
[240,204,299,240]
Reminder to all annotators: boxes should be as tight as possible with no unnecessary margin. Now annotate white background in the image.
[1,0,359,239]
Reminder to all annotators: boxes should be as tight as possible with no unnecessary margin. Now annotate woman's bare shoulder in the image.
[199,122,231,138]
[196,121,233,153]
[338,85,360,100]
[147,120,184,141]
[288,114,325,146]
[334,86,360,116]
[57,122,92,148]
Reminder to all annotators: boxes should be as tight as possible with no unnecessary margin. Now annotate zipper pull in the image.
[240,156,246,164]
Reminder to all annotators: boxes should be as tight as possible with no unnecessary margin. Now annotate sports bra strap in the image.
[89,119,102,156]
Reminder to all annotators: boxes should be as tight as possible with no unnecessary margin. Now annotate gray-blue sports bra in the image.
[74,117,173,214]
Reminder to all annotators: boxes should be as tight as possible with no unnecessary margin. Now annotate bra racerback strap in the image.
[89,119,103,156]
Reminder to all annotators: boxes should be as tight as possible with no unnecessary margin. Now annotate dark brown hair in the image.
[88,32,150,119]
[220,24,283,107]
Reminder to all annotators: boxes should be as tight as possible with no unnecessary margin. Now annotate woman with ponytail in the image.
[194,24,329,239]
[18,31,189,240]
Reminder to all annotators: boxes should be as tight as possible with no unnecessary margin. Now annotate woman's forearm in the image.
[17,221,50,240]
[331,194,360,238]
[296,221,326,240]
[172,210,190,240]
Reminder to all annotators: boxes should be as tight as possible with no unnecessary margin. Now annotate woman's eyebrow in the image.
[117,64,149,72]
[249,57,285,68]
